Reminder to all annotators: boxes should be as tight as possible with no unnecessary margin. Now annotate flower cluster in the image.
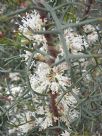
[19,10,48,64]
[64,29,88,53]
[12,9,99,135]
[19,10,47,43]
[9,72,20,81]
[83,24,98,44]
[30,61,71,94]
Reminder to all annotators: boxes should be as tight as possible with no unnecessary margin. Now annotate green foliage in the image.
[63,6,77,23]
[0,0,102,136]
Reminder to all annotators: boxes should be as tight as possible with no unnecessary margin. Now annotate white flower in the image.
[23,50,32,61]
[83,24,96,33]
[37,62,50,77]
[29,62,71,94]
[61,130,70,136]
[17,9,82,133]
[9,112,34,134]
[83,24,98,44]
[9,72,20,81]
[19,10,47,46]
[56,74,71,86]
[18,10,48,64]
[30,75,48,94]
[9,128,16,135]
[36,106,45,115]
[64,29,88,53]
[87,31,98,44]
[50,82,59,93]
[8,84,23,97]
[72,35,88,51]
[53,62,68,74]
[58,88,79,125]
[35,112,52,130]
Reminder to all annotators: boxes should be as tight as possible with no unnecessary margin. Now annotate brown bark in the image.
[83,0,95,18]
[36,2,61,134]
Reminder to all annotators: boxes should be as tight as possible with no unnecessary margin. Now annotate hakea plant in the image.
[13,1,99,135]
